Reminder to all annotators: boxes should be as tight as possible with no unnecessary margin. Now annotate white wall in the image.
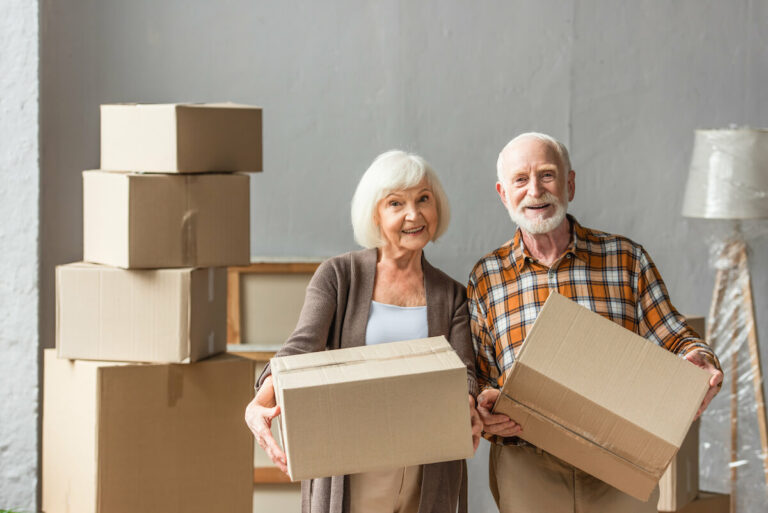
[0,0,39,510]
[36,1,768,512]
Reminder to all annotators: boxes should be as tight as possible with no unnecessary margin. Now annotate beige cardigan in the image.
[258,248,477,513]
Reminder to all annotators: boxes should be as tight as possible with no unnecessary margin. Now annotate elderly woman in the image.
[245,150,481,513]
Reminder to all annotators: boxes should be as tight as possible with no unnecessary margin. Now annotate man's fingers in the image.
[480,412,513,426]
[495,424,523,437]
[484,419,522,437]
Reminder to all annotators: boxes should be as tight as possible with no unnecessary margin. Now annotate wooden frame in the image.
[227,260,322,347]
[227,259,322,486]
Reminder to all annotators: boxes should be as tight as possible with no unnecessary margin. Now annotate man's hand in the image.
[685,349,724,420]
[476,388,523,438]
[468,394,483,452]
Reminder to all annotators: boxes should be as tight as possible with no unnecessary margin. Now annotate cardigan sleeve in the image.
[449,282,479,397]
[256,257,341,388]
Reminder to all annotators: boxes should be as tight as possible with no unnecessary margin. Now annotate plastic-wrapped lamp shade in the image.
[681,128,768,219]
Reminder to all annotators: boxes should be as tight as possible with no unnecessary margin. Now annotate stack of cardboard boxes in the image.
[43,103,262,513]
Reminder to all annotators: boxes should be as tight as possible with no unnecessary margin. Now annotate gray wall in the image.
[36,1,768,512]
[0,0,39,510]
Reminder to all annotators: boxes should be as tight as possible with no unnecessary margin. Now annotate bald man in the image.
[468,132,723,513]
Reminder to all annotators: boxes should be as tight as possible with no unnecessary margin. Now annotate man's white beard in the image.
[506,191,568,235]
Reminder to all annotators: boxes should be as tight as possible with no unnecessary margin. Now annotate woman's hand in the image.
[469,394,483,452]
[244,376,288,473]
[476,388,523,438]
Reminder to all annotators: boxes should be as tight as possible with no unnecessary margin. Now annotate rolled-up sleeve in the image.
[635,247,721,370]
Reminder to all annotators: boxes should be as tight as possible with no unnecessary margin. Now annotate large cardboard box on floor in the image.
[83,170,250,268]
[56,263,226,363]
[658,419,700,511]
[271,336,474,481]
[42,350,254,513]
[676,492,729,513]
[494,293,711,501]
[658,315,705,512]
[101,103,262,173]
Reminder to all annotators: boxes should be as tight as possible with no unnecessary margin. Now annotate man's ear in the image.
[496,181,508,208]
[567,170,575,202]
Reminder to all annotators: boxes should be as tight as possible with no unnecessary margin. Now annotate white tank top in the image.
[364,300,429,345]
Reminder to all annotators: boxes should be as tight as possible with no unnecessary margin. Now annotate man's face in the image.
[496,137,575,234]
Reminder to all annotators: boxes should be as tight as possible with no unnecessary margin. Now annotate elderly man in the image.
[468,132,723,513]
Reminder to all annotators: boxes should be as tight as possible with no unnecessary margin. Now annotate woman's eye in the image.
[389,201,401,207]
[419,195,431,202]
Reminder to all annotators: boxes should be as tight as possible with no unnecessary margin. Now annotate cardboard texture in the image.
[676,492,729,513]
[271,336,474,481]
[42,350,255,513]
[686,316,706,340]
[100,103,262,173]
[494,293,711,501]
[56,263,226,363]
[658,419,700,511]
[83,170,250,268]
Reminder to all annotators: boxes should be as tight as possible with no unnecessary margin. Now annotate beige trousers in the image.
[490,443,660,513]
[348,465,423,513]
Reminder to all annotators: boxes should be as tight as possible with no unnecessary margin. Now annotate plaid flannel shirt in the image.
[468,216,719,399]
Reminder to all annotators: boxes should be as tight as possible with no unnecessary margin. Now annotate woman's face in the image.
[375,178,438,254]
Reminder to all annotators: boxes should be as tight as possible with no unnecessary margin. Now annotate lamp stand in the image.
[706,234,768,512]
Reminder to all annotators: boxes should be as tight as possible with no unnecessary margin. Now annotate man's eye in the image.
[515,177,527,184]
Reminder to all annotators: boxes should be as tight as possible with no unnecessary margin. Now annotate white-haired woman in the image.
[245,150,481,513]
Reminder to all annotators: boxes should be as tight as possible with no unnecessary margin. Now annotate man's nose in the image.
[528,178,544,197]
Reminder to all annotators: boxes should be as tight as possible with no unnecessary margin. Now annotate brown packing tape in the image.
[181,209,197,267]
[181,175,196,266]
[208,267,215,302]
[167,365,184,407]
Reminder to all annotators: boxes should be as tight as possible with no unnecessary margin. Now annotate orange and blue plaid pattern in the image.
[468,216,718,392]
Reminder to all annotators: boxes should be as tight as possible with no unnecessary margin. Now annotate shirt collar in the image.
[511,214,588,271]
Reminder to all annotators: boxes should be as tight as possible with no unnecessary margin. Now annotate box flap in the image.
[272,336,454,373]
[500,363,677,476]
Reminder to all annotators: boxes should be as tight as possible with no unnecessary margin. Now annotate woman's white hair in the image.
[496,132,572,181]
[351,150,450,249]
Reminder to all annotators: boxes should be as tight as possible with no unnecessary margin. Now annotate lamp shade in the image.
[681,128,768,219]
